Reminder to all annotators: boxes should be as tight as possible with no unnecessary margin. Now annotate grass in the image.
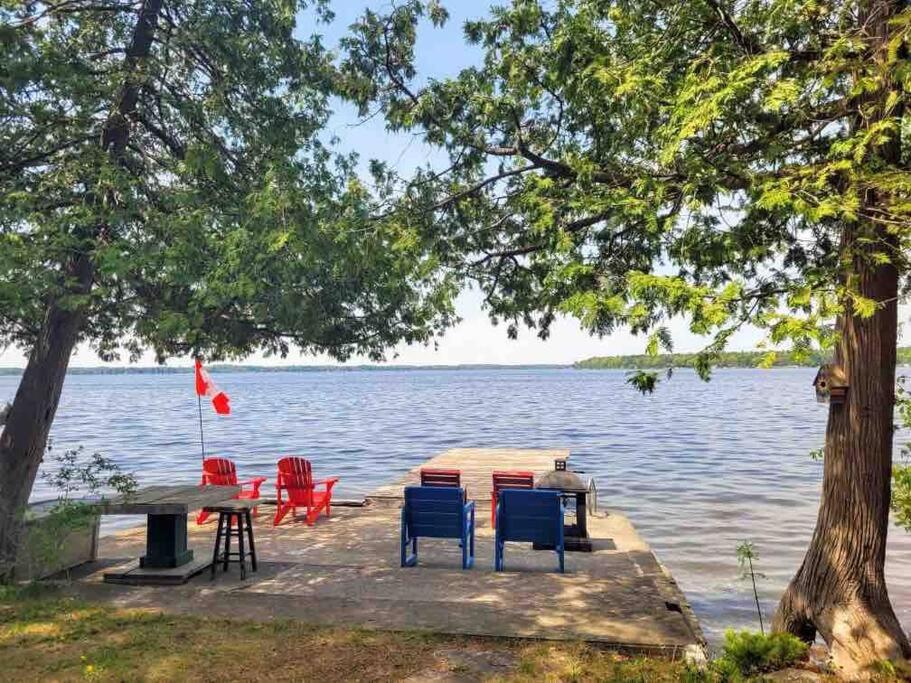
[502,643,700,682]
[0,587,694,682]
[11,586,908,682]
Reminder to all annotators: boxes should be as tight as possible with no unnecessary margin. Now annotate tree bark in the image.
[0,258,93,578]
[0,0,162,580]
[772,4,910,675]
[773,237,911,675]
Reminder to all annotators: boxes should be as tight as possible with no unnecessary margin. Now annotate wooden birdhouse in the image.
[813,364,848,405]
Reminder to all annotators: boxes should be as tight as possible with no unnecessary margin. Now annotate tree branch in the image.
[704,0,761,55]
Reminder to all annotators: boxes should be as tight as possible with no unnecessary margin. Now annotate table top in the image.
[97,484,241,515]
[203,499,258,512]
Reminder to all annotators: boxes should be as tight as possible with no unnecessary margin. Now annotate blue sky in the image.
[0,2,866,367]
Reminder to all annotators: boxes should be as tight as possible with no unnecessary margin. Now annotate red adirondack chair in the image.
[420,468,461,488]
[274,457,339,526]
[491,470,535,526]
[420,468,468,501]
[195,457,267,524]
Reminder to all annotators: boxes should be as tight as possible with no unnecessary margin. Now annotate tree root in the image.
[774,581,911,680]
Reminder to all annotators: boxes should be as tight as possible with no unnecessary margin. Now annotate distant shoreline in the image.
[575,348,911,370]
[0,360,889,377]
[0,363,571,376]
[2,347,910,376]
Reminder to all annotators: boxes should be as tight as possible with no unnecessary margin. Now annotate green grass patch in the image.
[4,589,903,682]
[494,642,694,682]
[0,589,698,682]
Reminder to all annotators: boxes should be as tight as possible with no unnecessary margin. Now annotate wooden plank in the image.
[121,485,189,505]
[369,448,568,501]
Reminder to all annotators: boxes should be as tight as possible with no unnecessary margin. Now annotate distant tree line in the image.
[575,348,911,370]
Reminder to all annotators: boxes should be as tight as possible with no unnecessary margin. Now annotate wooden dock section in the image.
[369,447,568,503]
[71,449,705,656]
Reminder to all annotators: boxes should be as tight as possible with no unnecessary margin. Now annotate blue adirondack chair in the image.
[401,486,475,569]
[495,488,565,573]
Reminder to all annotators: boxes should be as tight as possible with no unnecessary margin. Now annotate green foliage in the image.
[735,541,765,634]
[893,464,911,532]
[575,345,911,371]
[714,630,808,678]
[894,378,911,527]
[41,444,137,502]
[5,445,138,581]
[0,1,456,365]
[625,370,659,394]
[339,0,911,375]
[893,377,911,532]
[871,657,911,680]
[575,348,855,370]
[12,501,99,582]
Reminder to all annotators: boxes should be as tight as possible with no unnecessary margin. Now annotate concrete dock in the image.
[68,449,704,655]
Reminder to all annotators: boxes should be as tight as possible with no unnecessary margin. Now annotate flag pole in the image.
[197,392,206,464]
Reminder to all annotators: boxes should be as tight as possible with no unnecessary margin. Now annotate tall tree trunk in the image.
[0,0,162,580]
[773,236,911,675]
[0,257,93,578]
[773,4,910,675]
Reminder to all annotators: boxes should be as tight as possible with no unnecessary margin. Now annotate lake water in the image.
[5,367,910,642]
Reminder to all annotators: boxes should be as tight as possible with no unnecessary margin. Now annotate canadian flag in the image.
[195,359,230,415]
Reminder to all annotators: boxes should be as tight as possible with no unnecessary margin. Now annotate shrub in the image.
[893,464,911,532]
[715,630,808,677]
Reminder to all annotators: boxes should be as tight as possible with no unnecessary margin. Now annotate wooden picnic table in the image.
[98,484,240,572]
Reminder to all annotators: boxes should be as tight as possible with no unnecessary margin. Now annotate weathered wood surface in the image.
[369,448,569,503]
[203,499,258,513]
[97,485,240,515]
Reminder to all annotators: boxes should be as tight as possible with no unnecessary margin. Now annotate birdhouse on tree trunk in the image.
[813,364,848,405]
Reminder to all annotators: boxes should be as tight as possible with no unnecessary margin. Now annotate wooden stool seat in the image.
[205,501,257,580]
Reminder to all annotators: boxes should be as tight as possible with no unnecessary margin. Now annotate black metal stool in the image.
[205,502,257,580]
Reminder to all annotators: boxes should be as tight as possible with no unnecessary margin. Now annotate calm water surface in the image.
[5,367,910,641]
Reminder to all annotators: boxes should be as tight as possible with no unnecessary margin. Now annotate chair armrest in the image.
[313,477,339,490]
[238,477,267,495]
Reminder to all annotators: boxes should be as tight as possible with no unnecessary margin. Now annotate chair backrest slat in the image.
[492,470,534,493]
[278,456,313,490]
[404,486,465,538]
[420,468,461,488]
[202,457,238,486]
[498,489,562,545]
